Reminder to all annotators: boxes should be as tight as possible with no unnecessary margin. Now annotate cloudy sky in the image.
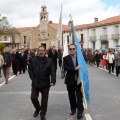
[0,0,120,28]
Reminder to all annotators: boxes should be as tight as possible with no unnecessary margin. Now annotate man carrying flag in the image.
[63,44,84,119]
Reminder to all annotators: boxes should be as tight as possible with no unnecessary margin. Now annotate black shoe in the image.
[33,110,40,117]
[40,115,46,120]
[77,113,83,119]
[70,110,76,115]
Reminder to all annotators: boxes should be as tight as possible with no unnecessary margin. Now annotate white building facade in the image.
[62,16,120,50]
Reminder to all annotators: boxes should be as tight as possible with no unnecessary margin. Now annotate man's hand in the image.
[50,83,55,86]
[75,66,81,70]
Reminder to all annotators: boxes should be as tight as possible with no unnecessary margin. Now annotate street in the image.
[0,65,120,120]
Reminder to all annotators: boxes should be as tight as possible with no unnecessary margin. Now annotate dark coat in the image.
[48,50,57,69]
[63,55,78,85]
[2,52,12,67]
[12,52,19,66]
[18,53,27,66]
[57,51,63,67]
[28,56,56,88]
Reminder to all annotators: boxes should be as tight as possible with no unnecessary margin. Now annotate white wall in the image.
[63,23,120,50]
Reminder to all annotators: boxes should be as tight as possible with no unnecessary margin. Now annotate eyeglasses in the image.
[69,48,76,50]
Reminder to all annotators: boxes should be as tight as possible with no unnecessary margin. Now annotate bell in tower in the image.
[40,5,49,22]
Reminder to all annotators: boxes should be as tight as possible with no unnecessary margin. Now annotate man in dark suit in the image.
[63,44,84,119]
[12,48,19,75]
[48,46,57,71]
[18,49,27,74]
[57,46,63,69]
[28,46,56,120]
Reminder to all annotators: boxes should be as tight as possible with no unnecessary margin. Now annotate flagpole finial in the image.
[69,14,73,22]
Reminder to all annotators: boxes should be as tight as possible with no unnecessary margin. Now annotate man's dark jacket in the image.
[28,56,56,88]
[63,55,78,85]
[2,52,12,67]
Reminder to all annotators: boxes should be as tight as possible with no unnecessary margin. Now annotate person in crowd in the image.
[2,47,12,84]
[57,46,63,69]
[114,51,120,76]
[82,49,88,63]
[95,51,101,67]
[90,51,95,65]
[48,46,57,71]
[112,49,116,72]
[28,46,56,120]
[0,51,4,77]
[106,50,114,73]
[63,44,84,119]
[18,49,27,74]
[101,52,107,69]
[12,48,19,75]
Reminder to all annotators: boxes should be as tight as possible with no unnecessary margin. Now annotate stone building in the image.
[0,28,20,49]
[18,5,68,50]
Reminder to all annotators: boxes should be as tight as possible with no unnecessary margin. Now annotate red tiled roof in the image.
[90,15,120,28]
[17,27,35,33]
[17,16,120,32]
[49,23,69,30]
[63,15,120,31]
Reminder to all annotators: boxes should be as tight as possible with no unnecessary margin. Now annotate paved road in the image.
[0,65,120,120]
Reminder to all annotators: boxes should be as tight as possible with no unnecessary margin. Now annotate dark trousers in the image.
[66,84,84,114]
[19,64,26,73]
[31,87,50,116]
[108,63,114,73]
[112,61,115,72]
[96,60,100,67]
[12,65,18,75]
[116,66,120,76]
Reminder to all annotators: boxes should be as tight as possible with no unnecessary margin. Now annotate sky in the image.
[0,0,120,28]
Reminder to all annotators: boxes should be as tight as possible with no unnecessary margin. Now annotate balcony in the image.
[78,38,84,43]
[112,34,120,40]
[90,36,96,42]
[100,35,108,41]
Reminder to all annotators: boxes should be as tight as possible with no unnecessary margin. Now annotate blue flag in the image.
[71,22,90,104]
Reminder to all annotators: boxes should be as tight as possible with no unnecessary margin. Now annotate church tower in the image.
[39,5,49,48]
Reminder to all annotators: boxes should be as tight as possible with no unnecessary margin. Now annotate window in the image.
[24,36,27,44]
[67,35,69,43]
[102,27,107,35]
[81,34,83,42]
[4,36,7,41]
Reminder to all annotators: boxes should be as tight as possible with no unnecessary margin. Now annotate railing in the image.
[100,35,108,41]
[90,36,96,41]
[112,34,120,40]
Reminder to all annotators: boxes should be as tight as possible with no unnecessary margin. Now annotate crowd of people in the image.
[0,47,37,84]
[82,48,120,76]
[0,45,120,120]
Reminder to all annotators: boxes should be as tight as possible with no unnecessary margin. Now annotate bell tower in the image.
[39,5,49,41]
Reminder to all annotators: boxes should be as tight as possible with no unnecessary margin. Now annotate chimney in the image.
[94,18,98,23]
[49,21,52,24]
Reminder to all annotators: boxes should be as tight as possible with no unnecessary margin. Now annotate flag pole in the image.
[68,15,89,110]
